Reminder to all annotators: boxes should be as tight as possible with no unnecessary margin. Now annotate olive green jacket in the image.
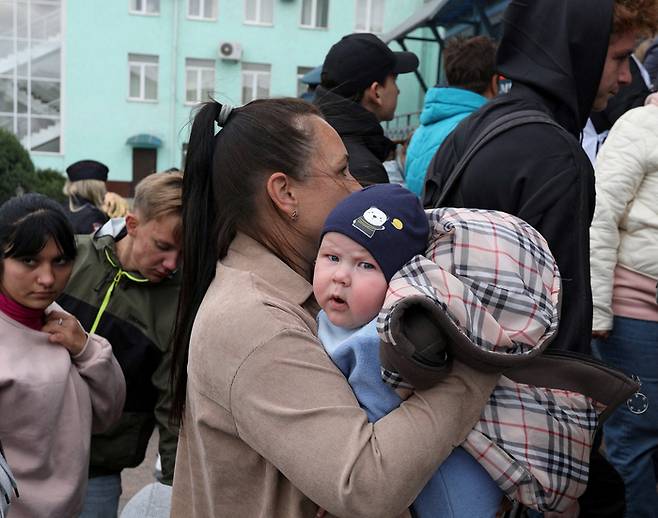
[58,218,180,484]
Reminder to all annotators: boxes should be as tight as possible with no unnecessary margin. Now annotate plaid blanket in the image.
[378,208,598,512]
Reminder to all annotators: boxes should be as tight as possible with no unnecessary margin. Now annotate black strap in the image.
[434,109,565,207]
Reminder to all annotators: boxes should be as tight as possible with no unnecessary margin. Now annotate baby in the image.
[313,184,502,518]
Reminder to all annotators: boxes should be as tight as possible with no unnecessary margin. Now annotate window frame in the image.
[0,0,64,155]
[127,54,159,102]
[185,58,215,105]
[128,0,161,16]
[355,0,385,34]
[241,63,271,104]
[296,66,314,97]
[300,0,329,29]
[244,0,274,26]
[187,0,217,21]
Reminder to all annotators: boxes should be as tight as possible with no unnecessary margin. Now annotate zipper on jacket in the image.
[89,249,149,334]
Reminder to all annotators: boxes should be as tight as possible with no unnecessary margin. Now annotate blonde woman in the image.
[63,160,109,234]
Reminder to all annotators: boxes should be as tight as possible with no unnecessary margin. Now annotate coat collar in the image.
[314,86,395,161]
[223,233,315,307]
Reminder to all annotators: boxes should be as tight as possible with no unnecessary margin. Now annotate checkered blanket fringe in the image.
[377,208,599,512]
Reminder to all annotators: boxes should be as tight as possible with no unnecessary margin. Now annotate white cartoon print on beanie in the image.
[353,207,388,238]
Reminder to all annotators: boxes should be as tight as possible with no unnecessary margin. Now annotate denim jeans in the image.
[413,447,502,518]
[592,316,658,518]
[79,474,122,518]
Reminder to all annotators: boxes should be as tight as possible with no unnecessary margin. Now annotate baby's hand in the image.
[42,311,88,356]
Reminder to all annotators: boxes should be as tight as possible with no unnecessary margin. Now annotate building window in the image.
[185,58,215,104]
[244,0,273,25]
[129,0,160,15]
[296,66,314,97]
[188,0,216,20]
[128,54,159,101]
[301,0,328,29]
[355,0,384,33]
[241,63,271,104]
[0,0,63,153]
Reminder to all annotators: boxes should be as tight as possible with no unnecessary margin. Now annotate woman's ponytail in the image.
[170,101,223,425]
[170,98,322,425]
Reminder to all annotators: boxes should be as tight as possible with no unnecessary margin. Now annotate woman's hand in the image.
[42,310,88,356]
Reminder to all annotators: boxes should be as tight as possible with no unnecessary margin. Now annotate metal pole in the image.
[396,38,428,92]
[428,25,444,86]
[474,0,494,36]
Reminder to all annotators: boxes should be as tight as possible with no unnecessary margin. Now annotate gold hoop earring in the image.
[290,209,298,221]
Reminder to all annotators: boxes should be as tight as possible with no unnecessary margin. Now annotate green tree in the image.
[0,128,37,204]
[33,168,67,203]
[0,129,67,204]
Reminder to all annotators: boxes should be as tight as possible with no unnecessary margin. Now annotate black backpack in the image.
[425,109,565,207]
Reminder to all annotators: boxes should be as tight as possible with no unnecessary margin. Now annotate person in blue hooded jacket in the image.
[405,36,498,196]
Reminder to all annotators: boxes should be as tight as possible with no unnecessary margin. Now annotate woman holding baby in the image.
[169,98,500,518]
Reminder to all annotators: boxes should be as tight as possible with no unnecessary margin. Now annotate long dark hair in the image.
[170,98,321,424]
[0,193,76,267]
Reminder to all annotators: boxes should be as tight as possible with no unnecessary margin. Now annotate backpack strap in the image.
[434,109,566,207]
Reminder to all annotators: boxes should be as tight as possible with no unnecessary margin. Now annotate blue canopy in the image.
[126,134,162,149]
[381,0,509,44]
[380,0,510,91]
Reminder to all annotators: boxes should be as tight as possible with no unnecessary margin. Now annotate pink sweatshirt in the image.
[0,303,126,518]
[611,265,658,323]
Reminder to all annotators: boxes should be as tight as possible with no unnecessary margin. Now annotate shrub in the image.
[0,128,36,204]
[33,168,66,203]
[0,129,67,204]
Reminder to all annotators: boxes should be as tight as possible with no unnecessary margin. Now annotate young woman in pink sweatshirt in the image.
[0,193,125,518]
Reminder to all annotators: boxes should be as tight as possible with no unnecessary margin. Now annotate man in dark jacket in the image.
[59,171,183,517]
[583,55,653,163]
[314,33,419,186]
[424,0,656,356]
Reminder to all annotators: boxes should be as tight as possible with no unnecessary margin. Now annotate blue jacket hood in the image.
[420,87,488,126]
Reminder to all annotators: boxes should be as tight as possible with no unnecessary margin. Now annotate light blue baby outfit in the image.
[318,311,502,518]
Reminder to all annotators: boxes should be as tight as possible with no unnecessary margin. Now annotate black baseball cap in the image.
[321,33,419,97]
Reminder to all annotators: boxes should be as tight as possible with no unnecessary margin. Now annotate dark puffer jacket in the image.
[314,86,394,186]
[424,0,614,354]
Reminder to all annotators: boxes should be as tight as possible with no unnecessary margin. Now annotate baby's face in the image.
[313,232,388,330]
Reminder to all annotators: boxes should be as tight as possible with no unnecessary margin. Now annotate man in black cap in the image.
[63,159,109,234]
[314,33,419,185]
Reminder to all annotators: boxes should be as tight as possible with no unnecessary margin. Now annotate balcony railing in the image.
[384,111,421,142]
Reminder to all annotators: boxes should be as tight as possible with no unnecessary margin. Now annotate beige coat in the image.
[171,233,498,518]
[591,105,658,331]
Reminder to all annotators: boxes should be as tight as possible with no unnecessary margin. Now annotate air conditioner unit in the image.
[218,41,242,61]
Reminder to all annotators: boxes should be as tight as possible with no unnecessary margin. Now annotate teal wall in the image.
[32,0,431,182]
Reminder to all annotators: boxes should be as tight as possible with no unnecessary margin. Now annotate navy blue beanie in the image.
[321,184,429,281]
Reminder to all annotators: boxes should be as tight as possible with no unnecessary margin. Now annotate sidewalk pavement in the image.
[118,430,159,513]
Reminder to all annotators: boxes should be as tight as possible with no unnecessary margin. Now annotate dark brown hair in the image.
[0,193,76,275]
[444,36,497,95]
[170,98,321,424]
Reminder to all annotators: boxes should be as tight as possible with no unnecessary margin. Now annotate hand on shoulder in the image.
[42,310,88,356]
